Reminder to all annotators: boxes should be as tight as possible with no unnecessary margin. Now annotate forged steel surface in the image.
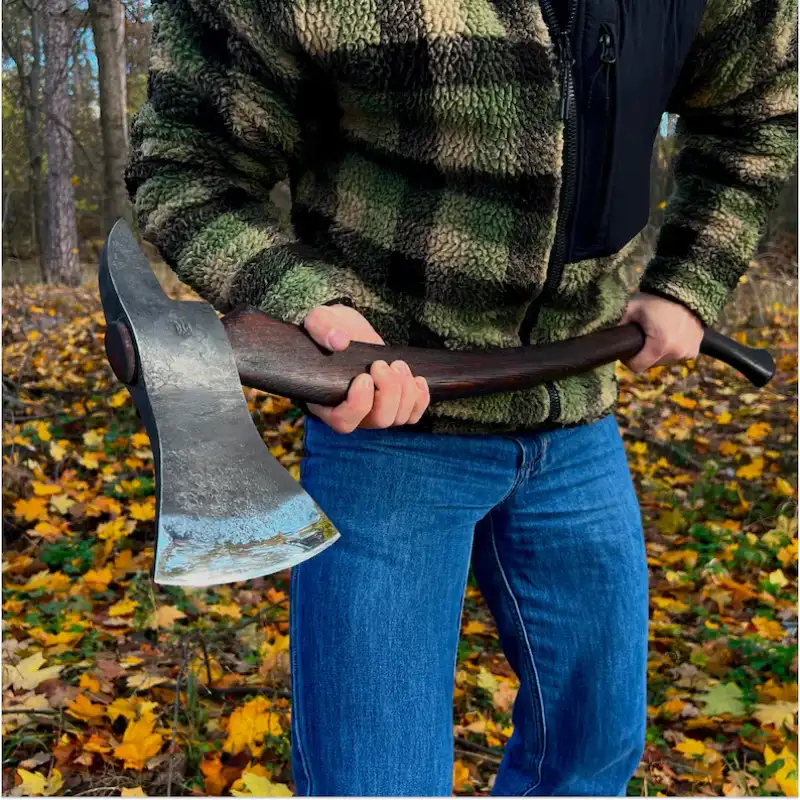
[98,221,339,587]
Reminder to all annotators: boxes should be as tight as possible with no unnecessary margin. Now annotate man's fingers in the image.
[625,337,665,373]
[361,360,402,428]
[407,376,430,424]
[389,361,419,425]
[307,373,374,433]
[303,306,350,351]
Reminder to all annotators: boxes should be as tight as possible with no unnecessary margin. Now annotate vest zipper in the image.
[519,0,579,423]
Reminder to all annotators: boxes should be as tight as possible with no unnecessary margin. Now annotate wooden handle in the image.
[221,306,775,406]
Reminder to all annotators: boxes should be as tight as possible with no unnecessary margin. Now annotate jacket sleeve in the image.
[126,0,358,322]
[640,0,798,325]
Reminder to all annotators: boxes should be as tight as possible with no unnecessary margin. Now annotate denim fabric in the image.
[290,414,648,796]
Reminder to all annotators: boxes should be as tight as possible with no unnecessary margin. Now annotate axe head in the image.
[98,220,339,587]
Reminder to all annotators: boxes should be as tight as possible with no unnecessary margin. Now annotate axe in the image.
[99,220,775,588]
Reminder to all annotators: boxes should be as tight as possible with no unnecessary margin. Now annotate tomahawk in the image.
[99,220,775,588]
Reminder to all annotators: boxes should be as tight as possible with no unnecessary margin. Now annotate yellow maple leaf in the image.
[67,694,106,723]
[83,430,105,449]
[49,494,74,514]
[33,421,52,442]
[79,453,101,470]
[752,616,786,641]
[109,597,138,617]
[15,768,63,796]
[109,390,129,408]
[82,568,113,592]
[651,597,690,614]
[120,788,147,797]
[477,667,500,694]
[149,605,187,629]
[764,745,798,796]
[767,569,788,588]
[210,603,242,620]
[14,496,49,522]
[114,717,164,770]
[231,771,292,797]
[745,422,771,442]
[675,738,706,757]
[131,432,151,449]
[88,495,121,516]
[716,411,732,424]
[718,440,738,457]
[774,478,795,497]
[462,619,489,636]
[778,540,798,567]
[29,627,84,648]
[19,570,72,594]
[126,673,170,690]
[129,500,155,521]
[79,673,101,693]
[224,697,283,756]
[3,652,63,692]
[670,393,697,409]
[107,697,158,724]
[32,482,62,496]
[82,732,112,753]
[753,701,796,729]
[31,521,63,540]
[453,760,472,791]
[736,458,764,480]
[49,442,67,460]
[97,517,134,543]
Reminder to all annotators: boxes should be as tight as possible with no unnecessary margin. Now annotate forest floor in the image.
[2,277,797,797]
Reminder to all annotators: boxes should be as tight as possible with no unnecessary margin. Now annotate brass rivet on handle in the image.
[105,320,138,385]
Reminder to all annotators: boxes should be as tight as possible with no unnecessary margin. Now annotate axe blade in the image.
[99,220,339,587]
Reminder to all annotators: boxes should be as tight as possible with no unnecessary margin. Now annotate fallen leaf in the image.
[224,696,283,756]
[230,771,292,797]
[675,738,706,757]
[696,683,746,717]
[12,769,63,797]
[113,717,164,770]
[108,597,137,616]
[4,651,63,692]
[149,605,187,629]
[752,701,796,729]
[67,694,105,723]
[120,788,147,797]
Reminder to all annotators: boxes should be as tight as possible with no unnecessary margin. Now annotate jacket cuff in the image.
[639,256,737,327]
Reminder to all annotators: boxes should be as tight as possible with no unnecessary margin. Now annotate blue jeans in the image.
[290,414,648,796]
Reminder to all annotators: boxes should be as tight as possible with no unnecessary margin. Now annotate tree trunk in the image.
[26,5,48,270]
[89,0,131,233]
[42,0,80,285]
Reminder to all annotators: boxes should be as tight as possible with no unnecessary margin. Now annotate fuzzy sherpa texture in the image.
[127,0,798,434]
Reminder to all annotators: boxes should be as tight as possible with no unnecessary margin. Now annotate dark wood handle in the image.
[221,306,774,406]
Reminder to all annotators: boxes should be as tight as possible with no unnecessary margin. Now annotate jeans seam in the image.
[500,438,528,504]
[290,563,314,794]
[488,513,546,794]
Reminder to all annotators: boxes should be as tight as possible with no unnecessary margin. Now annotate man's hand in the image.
[303,304,430,433]
[620,292,703,373]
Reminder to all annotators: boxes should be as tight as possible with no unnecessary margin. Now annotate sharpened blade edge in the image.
[153,529,341,587]
[153,497,339,586]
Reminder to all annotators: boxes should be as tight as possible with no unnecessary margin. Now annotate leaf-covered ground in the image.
[2,279,797,797]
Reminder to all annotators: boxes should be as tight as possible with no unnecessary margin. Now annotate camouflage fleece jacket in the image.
[126,0,798,434]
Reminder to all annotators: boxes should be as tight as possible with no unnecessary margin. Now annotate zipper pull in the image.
[599,24,617,106]
[599,24,617,65]
[557,31,574,121]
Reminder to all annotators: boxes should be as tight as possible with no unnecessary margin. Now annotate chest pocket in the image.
[569,0,709,263]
